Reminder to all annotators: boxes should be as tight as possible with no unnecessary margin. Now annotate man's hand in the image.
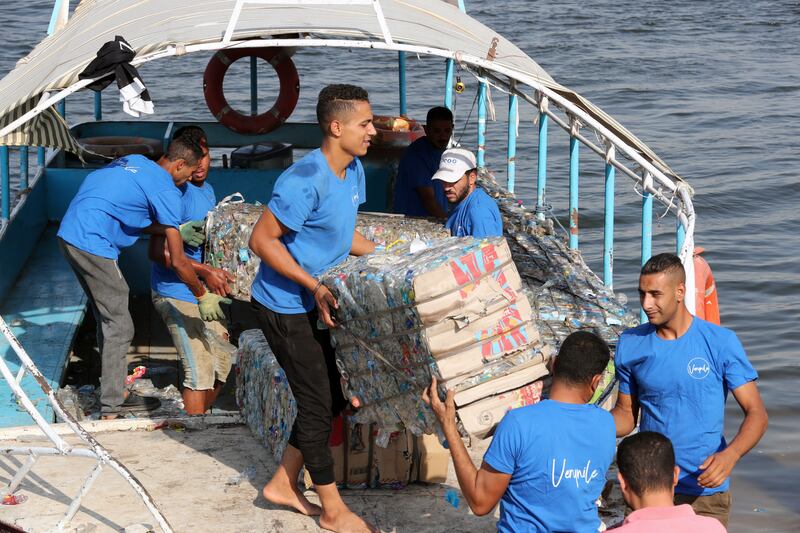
[314,284,338,328]
[200,267,234,296]
[179,220,205,247]
[698,446,741,488]
[422,376,457,429]
[197,292,232,321]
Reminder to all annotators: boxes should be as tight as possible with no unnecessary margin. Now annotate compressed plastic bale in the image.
[204,197,449,300]
[236,329,297,462]
[322,236,548,442]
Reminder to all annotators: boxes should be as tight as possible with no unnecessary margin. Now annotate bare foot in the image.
[262,480,322,516]
[320,510,379,533]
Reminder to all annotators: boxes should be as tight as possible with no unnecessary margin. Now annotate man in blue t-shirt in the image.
[249,85,378,533]
[612,253,768,529]
[423,331,616,533]
[432,147,503,238]
[149,127,235,415]
[58,135,230,419]
[392,106,453,218]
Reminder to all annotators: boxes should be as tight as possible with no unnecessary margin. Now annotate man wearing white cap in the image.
[433,148,503,238]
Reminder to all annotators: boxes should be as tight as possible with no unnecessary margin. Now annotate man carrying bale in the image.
[423,331,616,532]
[248,84,378,533]
[149,126,236,415]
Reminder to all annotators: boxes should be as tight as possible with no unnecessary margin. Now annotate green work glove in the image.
[179,220,206,247]
[197,292,232,321]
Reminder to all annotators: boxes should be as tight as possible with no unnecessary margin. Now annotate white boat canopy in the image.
[0,0,682,182]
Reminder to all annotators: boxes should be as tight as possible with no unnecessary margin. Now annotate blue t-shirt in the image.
[615,318,758,496]
[151,182,216,303]
[484,400,616,533]
[446,188,503,238]
[251,149,365,314]
[58,155,182,259]
[392,136,448,216]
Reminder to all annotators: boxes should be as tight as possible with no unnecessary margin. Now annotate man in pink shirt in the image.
[614,432,726,532]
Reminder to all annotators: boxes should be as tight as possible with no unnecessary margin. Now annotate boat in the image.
[0,1,696,531]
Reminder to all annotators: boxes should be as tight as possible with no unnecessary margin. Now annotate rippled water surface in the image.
[1,1,798,531]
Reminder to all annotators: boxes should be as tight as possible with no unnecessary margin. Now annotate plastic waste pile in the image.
[479,173,639,407]
[236,329,297,462]
[204,194,449,300]
[322,236,551,444]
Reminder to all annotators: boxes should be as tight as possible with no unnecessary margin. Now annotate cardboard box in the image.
[411,433,450,484]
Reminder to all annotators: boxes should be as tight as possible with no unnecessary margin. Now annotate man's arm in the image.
[350,230,376,256]
[416,187,447,219]
[423,377,511,515]
[249,208,338,328]
[148,234,233,296]
[164,228,206,297]
[611,392,639,438]
[697,381,768,488]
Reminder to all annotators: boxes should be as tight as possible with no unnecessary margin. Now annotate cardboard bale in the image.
[457,380,545,439]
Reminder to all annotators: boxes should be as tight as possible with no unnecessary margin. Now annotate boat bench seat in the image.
[0,226,88,427]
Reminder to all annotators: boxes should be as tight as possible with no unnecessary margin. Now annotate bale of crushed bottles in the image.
[236,329,297,462]
[322,236,552,445]
[204,193,449,301]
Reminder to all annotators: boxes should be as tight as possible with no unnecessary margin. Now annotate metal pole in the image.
[93,92,102,120]
[536,108,548,221]
[676,218,686,256]
[506,91,517,192]
[398,52,407,116]
[250,55,258,116]
[603,147,616,288]
[37,147,45,170]
[19,146,29,190]
[568,135,579,250]
[1,146,9,220]
[477,81,487,167]
[57,99,65,119]
[641,172,654,322]
[444,59,455,110]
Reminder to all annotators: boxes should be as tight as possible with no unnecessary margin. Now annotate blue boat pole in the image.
[444,59,455,110]
[37,147,45,169]
[250,55,258,117]
[506,91,517,193]
[568,135,579,250]
[1,146,9,220]
[94,92,102,120]
[47,0,66,35]
[676,218,686,256]
[477,81,487,167]
[398,52,407,116]
[641,172,654,322]
[57,99,65,119]
[603,150,616,288]
[19,146,29,190]
[536,106,548,221]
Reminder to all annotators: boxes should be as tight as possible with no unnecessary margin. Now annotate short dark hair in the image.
[641,253,685,283]
[426,106,453,124]
[553,331,610,386]
[316,84,370,127]
[172,125,208,148]
[617,432,676,496]
[166,128,205,165]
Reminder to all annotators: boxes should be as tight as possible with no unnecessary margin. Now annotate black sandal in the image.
[117,393,161,413]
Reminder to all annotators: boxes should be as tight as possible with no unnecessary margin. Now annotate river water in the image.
[1,1,798,531]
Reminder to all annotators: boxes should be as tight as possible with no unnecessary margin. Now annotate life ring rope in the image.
[203,47,299,135]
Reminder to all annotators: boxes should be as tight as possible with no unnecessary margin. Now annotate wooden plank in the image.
[0,225,87,427]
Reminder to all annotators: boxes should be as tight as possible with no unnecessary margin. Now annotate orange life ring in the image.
[693,246,720,325]
[203,47,299,135]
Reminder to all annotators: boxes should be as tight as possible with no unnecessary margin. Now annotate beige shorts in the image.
[674,490,731,529]
[152,292,234,390]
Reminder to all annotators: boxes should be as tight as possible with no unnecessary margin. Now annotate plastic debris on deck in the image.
[236,329,297,462]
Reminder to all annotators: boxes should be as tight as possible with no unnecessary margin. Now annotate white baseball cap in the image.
[432,148,477,183]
